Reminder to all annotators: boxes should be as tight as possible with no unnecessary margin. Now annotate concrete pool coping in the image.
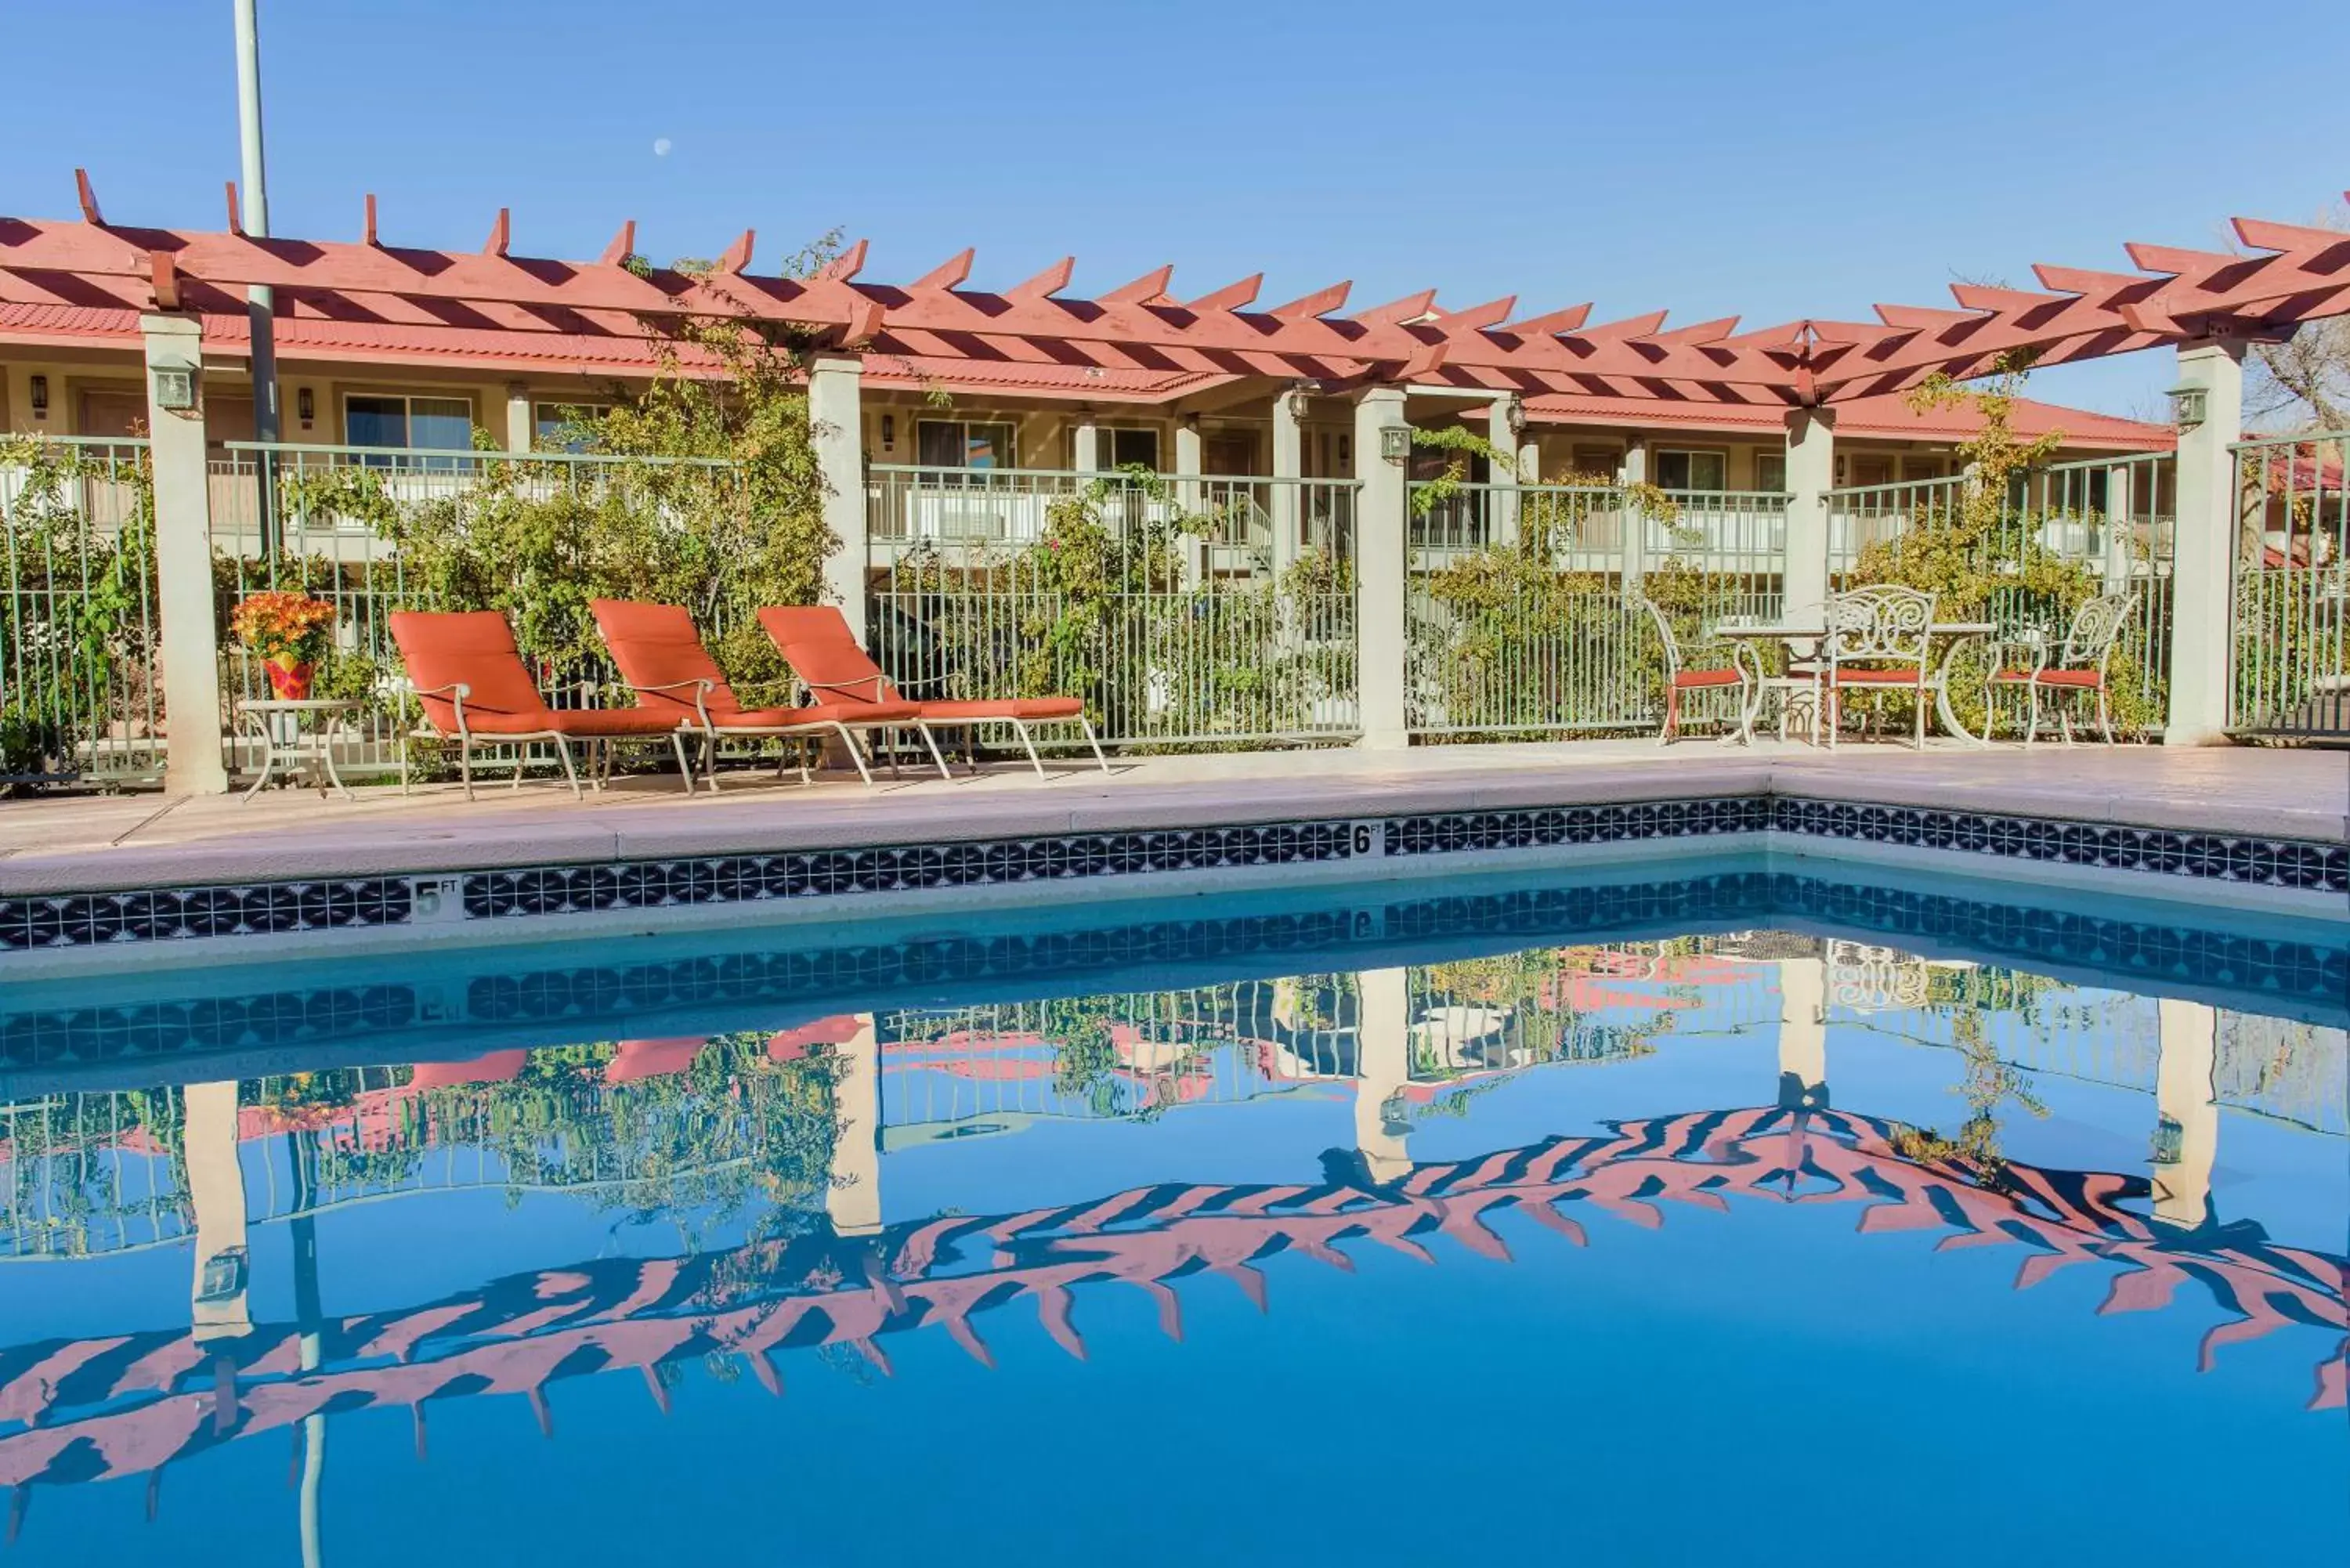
[2,739,2344,900]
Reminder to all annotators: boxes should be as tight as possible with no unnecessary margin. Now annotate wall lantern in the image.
[1501,398,1527,439]
[27,374,48,418]
[2166,384,2207,430]
[151,365,197,412]
[296,386,316,428]
[880,413,895,450]
[2150,1114,2185,1165]
[1379,425,1414,464]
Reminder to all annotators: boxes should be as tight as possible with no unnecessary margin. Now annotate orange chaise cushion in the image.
[391,610,553,733]
[591,599,743,720]
[917,696,1086,721]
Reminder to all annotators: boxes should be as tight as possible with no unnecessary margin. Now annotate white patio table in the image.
[1712,619,1996,746]
[234,697,363,800]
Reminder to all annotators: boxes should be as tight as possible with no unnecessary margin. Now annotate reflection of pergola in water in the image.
[1,977,2339,1552]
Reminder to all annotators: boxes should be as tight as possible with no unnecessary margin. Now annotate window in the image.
[1101,427,1160,471]
[533,400,610,451]
[916,419,1018,471]
[1850,456,1896,487]
[1652,449,1728,491]
[1901,457,1946,482]
[1754,452,1788,492]
[345,394,473,452]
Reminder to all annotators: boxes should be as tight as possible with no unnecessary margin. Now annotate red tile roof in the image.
[1523,387,2172,451]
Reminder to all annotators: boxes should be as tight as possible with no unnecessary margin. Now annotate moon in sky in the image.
[652,138,673,157]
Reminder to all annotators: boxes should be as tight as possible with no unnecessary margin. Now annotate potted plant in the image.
[229,591,338,700]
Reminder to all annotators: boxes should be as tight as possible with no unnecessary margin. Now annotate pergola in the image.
[5,172,2347,409]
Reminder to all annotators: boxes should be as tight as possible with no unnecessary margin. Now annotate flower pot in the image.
[265,656,316,701]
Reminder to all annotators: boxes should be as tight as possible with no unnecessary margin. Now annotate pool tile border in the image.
[0,793,2341,954]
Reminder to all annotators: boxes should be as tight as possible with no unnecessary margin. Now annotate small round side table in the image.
[234,698,363,800]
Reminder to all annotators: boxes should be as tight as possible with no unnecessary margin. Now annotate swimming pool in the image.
[2,856,2343,1566]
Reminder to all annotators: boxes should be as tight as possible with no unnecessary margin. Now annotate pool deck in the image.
[2,739,2342,898]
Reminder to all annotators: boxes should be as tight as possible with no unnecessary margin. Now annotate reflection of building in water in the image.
[2154,1000,2218,1230]
[3,1083,2339,1548]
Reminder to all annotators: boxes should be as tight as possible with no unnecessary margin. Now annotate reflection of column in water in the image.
[828,1016,883,1237]
[184,1082,249,1439]
[1776,957,1828,1111]
[1356,969,1412,1183]
[2153,999,2219,1230]
[290,1134,327,1568]
[186,1082,251,1339]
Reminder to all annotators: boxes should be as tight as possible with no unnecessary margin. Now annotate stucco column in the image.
[503,383,533,452]
[2152,999,2219,1230]
[1072,419,1101,473]
[1354,387,1410,748]
[1488,397,1523,547]
[2164,339,2245,745]
[143,314,230,794]
[826,1016,882,1237]
[808,356,869,648]
[2101,462,2135,592]
[1174,417,1204,515]
[1271,391,1306,570]
[1783,407,1835,621]
[1619,437,1650,594]
[1354,968,1413,1184]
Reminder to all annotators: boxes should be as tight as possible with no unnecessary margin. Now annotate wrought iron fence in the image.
[2228,431,2348,738]
[1404,482,1786,736]
[0,436,164,785]
[210,443,750,777]
[867,469,1361,747]
[1824,453,2178,735]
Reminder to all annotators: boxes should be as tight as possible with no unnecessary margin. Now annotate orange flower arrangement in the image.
[229,591,337,699]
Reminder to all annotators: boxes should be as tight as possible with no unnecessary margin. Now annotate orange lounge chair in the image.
[389,609,694,800]
[757,605,1108,776]
[590,598,922,789]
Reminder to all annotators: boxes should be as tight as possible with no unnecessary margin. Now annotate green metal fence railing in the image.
[1824,452,2178,735]
[0,436,164,785]
[1404,482,1788,737]
[866,468,1361,748]
[2228,430,2348,739]
[209,442,753,777]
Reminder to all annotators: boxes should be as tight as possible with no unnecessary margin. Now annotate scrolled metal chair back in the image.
[1640,596,1685,676]
[2061,590,2135,671]
[1823,584,1935,663]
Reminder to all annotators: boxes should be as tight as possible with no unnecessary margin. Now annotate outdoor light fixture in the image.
[27,374,48,418]
[296,386,315,427]
[1283,389,1312,421]
[1502,399,1527,439]
[1379,425,1413,464]
[2150,1114,2185,1165]
[880,414,895,450]
[151,365,197,412]
[2166,384,2207,429]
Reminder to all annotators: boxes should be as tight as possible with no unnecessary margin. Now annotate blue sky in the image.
[4,0,2343,417]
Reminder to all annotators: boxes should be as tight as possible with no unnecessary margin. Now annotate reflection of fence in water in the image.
[878,979,1360,1129]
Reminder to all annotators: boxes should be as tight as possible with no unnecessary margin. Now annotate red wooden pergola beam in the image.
[1267,280,1352,321]
[1184,274,1261,312]
[1499,302,1592,337]
[1436,295,1517,334]
[1007,256,1074,302]
[815,238,869,282]
[1351,289,1438,326]
[1099,264,1174,305]
[912,248,975,291]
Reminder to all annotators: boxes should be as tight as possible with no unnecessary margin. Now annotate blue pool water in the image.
[2,857,2344,1566]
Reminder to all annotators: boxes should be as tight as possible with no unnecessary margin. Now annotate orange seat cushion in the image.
[391,610,554,733]
[1671,668,1744,689]
[717,703,920,729]
[2030,669,2104,688]
[1831,667,1927,685]
[918,697,1086,721]
[591,599,745,721]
